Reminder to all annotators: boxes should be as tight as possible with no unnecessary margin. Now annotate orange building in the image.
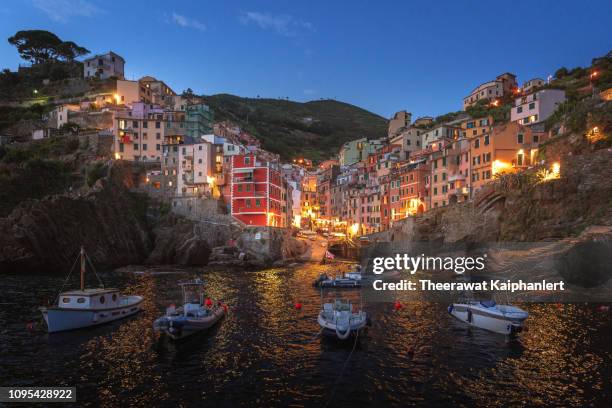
[470,122,545,193]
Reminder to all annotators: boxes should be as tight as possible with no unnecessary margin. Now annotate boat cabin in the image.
[58,288,121,309]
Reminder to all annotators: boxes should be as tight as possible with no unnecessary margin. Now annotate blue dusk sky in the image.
[0,0,610,118]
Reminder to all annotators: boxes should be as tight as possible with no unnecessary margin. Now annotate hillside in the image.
[203,94,388,162]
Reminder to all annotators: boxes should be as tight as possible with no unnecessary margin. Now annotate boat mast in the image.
[80,246,85,291]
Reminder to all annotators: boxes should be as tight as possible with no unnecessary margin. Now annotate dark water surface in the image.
[0,264,611,407]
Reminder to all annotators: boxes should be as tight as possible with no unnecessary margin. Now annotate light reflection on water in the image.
[0,264,610,407]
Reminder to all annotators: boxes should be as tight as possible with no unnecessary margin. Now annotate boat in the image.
[317,298,368,340]
[40,247,144,333]
[153,279,226,340]
[313,265,363,288]
[448,299,529,335]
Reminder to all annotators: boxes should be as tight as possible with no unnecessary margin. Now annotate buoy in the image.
[394,300,402,310]
[223,303,228,313]
[205,298,213,307]
[294,302,302,310]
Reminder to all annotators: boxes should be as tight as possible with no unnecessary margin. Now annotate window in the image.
[517,133,524,144]
[246,184,251,192]
[475,139,480,148]
[484,135,490,145]
[517,153,524,166]
[155,122,161,128]
[156,144,160,151]
[517,106,523,113]
[99,296,105,304]
[77,298,86,303]
[238,185,243,192]
[134,143,139,150]
[143,121,148,128]
[255,199,261,207]
[133,121,138,128]
[246,199,251,208]
[529,102,535,110]
[62,297,70,303]
[533,135,539,143]
[112,294,117,302]
[245,157,251,165]
[142,144,147,151]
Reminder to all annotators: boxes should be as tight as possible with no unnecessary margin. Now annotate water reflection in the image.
[0,265,610,407]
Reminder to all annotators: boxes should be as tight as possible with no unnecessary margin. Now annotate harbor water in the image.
[0,264,610,407]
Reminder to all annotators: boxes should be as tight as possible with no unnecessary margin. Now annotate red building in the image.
[231,154,285,227]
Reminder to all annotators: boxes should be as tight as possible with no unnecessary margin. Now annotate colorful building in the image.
[230,154,286,227]
[511,89,566,126]
[463,72,517,109]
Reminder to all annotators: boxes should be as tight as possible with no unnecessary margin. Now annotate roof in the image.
[60,288,119,296]
[84,51,125,62]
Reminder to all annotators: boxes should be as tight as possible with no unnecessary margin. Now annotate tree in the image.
[8,30,62,64]
[7,30,89,64]
[55,41,89,62]
[555,67,569,79]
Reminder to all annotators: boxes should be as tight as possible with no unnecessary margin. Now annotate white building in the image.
[47,104,80,128]
[177,142,214,197]
[511,89,566,126]
[421,125,459,148]
[83,52,125,80]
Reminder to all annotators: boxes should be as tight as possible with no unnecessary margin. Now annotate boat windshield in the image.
[180,283,204,304]
[480,300,497,308]
[334,299,351,311]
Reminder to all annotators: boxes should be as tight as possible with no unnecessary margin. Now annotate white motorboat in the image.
[313,265,363,288]
[153,279,226,341]
[40,247,143,333]
[448,300,529,335]
[317,299,368,340]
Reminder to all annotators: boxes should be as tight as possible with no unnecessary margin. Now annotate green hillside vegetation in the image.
[0,137,81,216]
[203,94,388,162]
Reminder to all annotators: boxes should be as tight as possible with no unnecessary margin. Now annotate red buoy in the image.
[394,300,402,310]
[205,298,213,307]
[294,302,302,310]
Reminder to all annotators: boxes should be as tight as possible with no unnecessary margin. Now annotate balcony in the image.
[233,176,254,183]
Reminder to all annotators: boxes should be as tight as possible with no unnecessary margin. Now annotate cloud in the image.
[32,0,104,22]
[239,11,314,36]
[170,12,206,31]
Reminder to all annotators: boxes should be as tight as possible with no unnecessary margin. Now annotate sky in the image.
[0,0,611,118]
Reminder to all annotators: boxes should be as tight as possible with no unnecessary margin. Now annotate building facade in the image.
[83,52,125,80]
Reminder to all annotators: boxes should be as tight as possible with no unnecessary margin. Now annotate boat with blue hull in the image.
[153,279,226,341]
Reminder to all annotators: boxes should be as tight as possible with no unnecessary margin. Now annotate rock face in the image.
[145,214,237,266]
[0,162,152,273]
[554,225,612,287]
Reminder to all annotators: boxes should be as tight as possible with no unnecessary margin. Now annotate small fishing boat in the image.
[153,279,226,340]
[317,298,368,340]
[448,300,529,335]
[40,247,143,333]
[313,265,363,288]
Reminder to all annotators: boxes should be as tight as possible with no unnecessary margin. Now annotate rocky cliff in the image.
[0,161,152,273]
